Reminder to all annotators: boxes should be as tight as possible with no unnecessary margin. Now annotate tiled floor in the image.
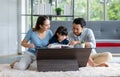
[0,54,120,64]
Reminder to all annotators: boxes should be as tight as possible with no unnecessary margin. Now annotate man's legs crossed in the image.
[91,52,112,64]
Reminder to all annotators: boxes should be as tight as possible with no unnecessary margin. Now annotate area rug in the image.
[0,63,120,77]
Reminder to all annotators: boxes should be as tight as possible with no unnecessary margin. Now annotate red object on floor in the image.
[96,42,120,47]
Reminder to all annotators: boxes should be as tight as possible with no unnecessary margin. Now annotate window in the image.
[74,0,120,21]
[107,0,120,20]
[20,0,120,53]
[74,0,87,20]
[90,0,104,20]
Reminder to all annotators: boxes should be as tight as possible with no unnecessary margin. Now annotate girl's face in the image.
[57,33,67,42]
[72,23,83,36]
[40,19,50,31]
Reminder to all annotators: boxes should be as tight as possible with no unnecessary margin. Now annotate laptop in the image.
[36,48,91,72]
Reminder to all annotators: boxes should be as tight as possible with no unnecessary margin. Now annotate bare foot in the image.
[94,63,109,67]
[10,60,19,68]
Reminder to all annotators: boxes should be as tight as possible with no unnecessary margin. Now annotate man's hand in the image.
[85,42,91,48]
[69,41,80,45]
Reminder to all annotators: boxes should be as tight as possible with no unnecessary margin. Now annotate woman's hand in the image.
[28,43,35,48]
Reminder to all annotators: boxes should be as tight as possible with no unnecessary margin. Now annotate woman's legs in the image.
[11,52,35,70]
[10,60,19,68]
[90,52,112,66]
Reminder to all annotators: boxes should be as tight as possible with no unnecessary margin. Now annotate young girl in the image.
[49,26,69,45]
[10,16,53,70]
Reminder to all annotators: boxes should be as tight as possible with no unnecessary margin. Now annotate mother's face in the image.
[40,19,50,31]
[72,23,83,36]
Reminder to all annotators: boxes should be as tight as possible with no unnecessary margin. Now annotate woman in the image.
[10,16,53,70]
[68,18,112,67]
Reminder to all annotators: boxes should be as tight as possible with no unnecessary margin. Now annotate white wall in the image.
[0,0,18,56]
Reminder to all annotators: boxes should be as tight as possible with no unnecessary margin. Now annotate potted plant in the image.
[55,7,62,15]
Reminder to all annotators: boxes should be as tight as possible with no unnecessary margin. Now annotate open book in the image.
[47,43,73,48]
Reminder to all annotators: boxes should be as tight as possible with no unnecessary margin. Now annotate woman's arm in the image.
[21,29,35,48]
[21,39,34,48]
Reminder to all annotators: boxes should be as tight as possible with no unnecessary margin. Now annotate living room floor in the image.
[0,54,120,64]
[0,55,22,64]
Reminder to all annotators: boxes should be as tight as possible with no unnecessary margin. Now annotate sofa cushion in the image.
[96,39,120,47]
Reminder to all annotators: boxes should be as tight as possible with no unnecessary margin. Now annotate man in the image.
[68,18,112,67]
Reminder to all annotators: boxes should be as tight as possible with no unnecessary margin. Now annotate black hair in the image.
[33,15,49,31]
[73,18,86,28]
[54,26,68,38]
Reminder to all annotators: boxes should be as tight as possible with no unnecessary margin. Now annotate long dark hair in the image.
[53,26,68,38]
[33,16,49,31]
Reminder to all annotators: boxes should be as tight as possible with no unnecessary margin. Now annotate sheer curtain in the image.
[0,0,18,56]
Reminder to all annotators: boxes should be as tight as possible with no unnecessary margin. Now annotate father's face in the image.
[72,23,83,36]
